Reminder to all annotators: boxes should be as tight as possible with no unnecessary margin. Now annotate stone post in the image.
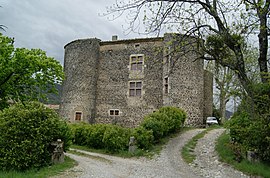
[247,150,259,163]
[128,136,137,153]
[51,139,65,164]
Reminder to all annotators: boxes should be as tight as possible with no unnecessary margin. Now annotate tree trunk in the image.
[219,88,227,119]
[258,11,269,83]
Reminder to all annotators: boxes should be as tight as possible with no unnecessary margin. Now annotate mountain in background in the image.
[42,83,62,105]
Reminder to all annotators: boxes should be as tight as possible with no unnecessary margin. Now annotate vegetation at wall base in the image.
[69,123,131,153]
[69,106,187,154]
[216,132,270,178]
[71,127,190,159]
[0,156,76,178]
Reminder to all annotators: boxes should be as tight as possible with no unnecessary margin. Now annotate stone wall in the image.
[95,39,164,127]
[162,34,205,126]
[59,39,100,122]
[60,34,213,127]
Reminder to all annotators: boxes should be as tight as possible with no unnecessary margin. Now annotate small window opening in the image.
[109,109,120,116]
[75,112,82,121]
[164,77,169,94]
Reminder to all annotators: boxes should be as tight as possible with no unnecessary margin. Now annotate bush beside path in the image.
[53,128,255,178]
[52,129,203,178]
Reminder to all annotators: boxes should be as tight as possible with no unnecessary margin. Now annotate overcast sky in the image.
[0,0,151,64]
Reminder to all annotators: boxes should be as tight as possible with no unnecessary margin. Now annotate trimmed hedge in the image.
[87,124,109,149]
[0,102,71,171]
[141,112,167,141]
[140,106,186,142]
[70,123,131,153]
[158,106,186,132]
[69,106,186,152]
[102,125,131,152]
[133,126,154,149]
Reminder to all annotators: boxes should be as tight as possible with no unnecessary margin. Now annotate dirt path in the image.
[191,128,249,178]
[53,128,250,178]
[53,129,204,178]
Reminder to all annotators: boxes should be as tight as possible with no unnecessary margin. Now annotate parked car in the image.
[206,117,218,125]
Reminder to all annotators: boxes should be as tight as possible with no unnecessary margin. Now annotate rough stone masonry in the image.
[59,33,213,127]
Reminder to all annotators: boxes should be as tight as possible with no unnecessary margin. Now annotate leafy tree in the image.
[0,34,64,109]
[242,0,270,83]
[105,0,269,96]
[210,64,236,119]
[206,42,258,119]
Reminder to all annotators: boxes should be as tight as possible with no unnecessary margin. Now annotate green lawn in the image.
[0,156,76,178]
[216,132,270,178]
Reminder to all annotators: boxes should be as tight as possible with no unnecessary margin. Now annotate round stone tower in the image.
[60,38,100,123]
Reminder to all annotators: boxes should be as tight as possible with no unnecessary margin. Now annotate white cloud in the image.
[0,0,146,64]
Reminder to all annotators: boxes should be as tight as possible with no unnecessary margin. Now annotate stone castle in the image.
[59,33,213,127]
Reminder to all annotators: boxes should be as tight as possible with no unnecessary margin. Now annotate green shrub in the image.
[86,124,108,149]
[69,106,187,153]
[140,107,186,142]
[158,106,186,133]
[228,112,270,162]
[228,112,252,144]
[102,125,131,152]
[252,83,270,115]
[133,126,154,149]
[247,119,270,162]
[0,102,71,171]
[70,123,131,153]
[69,122,91,146]
[141,113,167,141]
[228,83,270,163]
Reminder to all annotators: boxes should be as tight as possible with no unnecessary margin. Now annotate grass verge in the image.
[216,132,270,178]
[181,130,207,163]
[181,125,221,164]
[70,127,193,159]
[0,156,77,178]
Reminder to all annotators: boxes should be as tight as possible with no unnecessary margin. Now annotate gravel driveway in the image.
[191,128,249,178]
[53,128,249,178]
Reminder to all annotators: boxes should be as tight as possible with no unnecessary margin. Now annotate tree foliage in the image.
[105,0,269,96]
[205,42,259,119]
[106,0,270,161]
[229,90,270,162]
[0,34,64,109]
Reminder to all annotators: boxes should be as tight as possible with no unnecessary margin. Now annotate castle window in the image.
[109,109,120,116]
[130,55,144,71]
[75,112,82,121]
[164,77,169,94]
[129,81,142,97]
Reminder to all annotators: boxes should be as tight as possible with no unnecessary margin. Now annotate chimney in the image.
[112,35,118,41]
